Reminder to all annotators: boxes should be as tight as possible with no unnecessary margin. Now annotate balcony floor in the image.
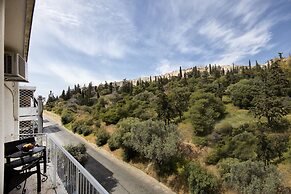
[9,163,67,194]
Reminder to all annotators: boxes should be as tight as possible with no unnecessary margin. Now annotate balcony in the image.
[19,107,38,121]
[7,133,108,194]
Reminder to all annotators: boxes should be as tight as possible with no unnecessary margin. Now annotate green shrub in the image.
[72,125,78,133]
[216,123,233,135]
[61,111,74,124]
[217,158,240,175]
[121,120,181,166]
[257,133,289,164]
[71,121,81,133]
[95,128,110,146]
[192,136,208,147]
[220,160,281,194]
[206,151,221,165]
[65,144,88,165]
[83,127,93,136]
[227,79,260,109]
[95,120,101,128]
[122,147,137,162]
[85,118,94,126]
[189,91,225,136]
[187,162,220,194]
[230,131,257,160]
[108,132,122,151]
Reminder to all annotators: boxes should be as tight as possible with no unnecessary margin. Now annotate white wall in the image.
[4,81,19,141]
[0,0,5,192]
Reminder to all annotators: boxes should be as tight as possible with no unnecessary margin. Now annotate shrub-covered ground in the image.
[46,56,291,194]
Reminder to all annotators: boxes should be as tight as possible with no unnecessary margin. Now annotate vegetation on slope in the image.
[46,56,291,194]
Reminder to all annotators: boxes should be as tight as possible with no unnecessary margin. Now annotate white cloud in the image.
[156,60,177,75]
[199,20,233,42]
[47,63,113,86]
[155,59,194,75]
[34,0,136,59]
[28,0,290,97]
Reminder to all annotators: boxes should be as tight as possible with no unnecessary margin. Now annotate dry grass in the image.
[102,144,124,160]
[83,133,96,144]
[44,110,62,125]
[103,124,117,134]
[178,122,193,143]
[278,163,291,188]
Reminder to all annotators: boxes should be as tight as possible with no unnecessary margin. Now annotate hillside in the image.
[46,56,291,194]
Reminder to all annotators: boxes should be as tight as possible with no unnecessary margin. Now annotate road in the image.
[43,116,175,194]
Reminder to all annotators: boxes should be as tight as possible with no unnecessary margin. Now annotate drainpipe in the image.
[0,0,5,192]
[37,95,43,133]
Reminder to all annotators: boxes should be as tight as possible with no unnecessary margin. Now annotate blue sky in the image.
[23,0,291,98]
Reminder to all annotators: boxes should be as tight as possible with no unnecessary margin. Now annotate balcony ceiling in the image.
[4,0,35,61]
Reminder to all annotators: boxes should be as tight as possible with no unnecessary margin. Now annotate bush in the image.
[95,120,101,128]
[71,123,78,133]
[108,132,122,151]
[121,120,181,166]
[216,123,233,135]
[206,125,257,164]
[227,79,260,109]
[65,144,88,165]
[192,136,208,147]
[71,121,82,133]
[77,126,84,134]
[122,147,137,162]
[83,127,93,136]
[187,162,220,194]
[220,160,281,194]
[189,91,225,136]
[61,111,74,124]
[206,151,221,165]
[95,128,110,146]
[217,158,240,175]
[84,118,94,126]
[102,108,122,125]
[257,133,289,164]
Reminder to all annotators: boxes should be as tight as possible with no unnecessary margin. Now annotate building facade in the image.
[0,0,35,192]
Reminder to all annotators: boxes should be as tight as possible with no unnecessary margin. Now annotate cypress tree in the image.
[61,90,66,99]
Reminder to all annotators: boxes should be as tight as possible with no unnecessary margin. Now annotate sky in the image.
[23,0,291,98]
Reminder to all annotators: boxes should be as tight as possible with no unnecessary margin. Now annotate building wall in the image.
[0,0,5,192]
[4,82,19,141]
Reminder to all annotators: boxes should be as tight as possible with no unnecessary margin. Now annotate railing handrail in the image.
[47,134,109,194]
[19,133,109,194]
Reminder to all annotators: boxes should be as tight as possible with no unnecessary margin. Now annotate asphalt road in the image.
[43,117,175,194]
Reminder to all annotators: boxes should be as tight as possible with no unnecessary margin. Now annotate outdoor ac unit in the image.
[4,52,28,82]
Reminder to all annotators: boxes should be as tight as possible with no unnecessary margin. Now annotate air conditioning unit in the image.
[4,52,28,82]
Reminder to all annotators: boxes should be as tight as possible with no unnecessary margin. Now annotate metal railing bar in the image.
[47,134,108,194]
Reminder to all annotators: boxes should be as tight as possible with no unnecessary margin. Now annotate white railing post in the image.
[52,143,57,188]
[76,170,80,194]
[45,135,48,164]
[46,134,108,194]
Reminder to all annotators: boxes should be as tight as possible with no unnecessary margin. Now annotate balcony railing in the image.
[19,133,108,194]
[19,107,38,118]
